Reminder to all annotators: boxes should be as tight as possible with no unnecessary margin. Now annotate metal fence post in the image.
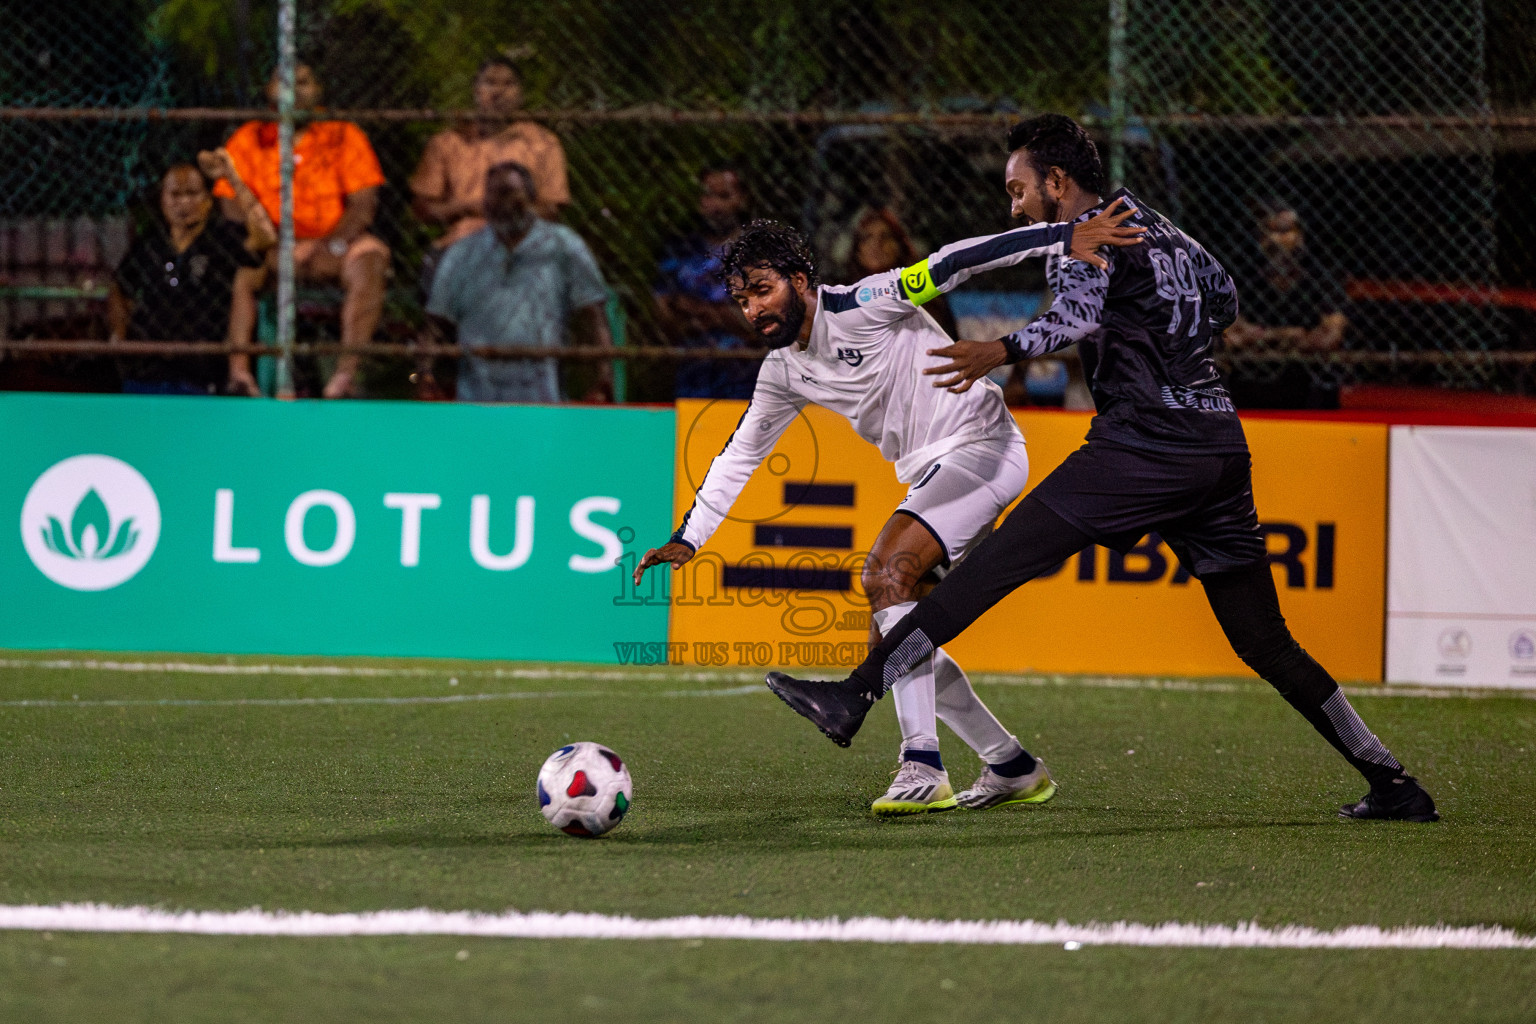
[274,0,297,400]
[1107,0,1127,191]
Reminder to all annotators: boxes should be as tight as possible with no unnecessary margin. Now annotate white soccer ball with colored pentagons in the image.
[537,741,633,837]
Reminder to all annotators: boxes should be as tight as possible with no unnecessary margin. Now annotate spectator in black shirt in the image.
[1223,205,1346,408]
[109,154,274,395]
[1229,206,1347,350]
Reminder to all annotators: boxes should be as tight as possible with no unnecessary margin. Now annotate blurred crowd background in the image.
[2,0,1533,407]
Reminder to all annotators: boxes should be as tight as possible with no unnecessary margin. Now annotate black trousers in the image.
[855,494,1407,789]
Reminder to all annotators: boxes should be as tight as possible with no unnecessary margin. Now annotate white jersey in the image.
[672,220,1076,552]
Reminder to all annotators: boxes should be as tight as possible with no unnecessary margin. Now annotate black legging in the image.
[854,496,1406,789]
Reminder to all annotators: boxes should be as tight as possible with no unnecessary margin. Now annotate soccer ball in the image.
[536,741,633,837]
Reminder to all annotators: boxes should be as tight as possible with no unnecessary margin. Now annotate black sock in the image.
[850,600,963,699]
[903,748,943,771]
[990,748,1038,778]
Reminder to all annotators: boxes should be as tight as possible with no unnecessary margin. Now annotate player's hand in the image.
[634,541,695,585]
[924,339,1008,393]
[1067,196,1144,269]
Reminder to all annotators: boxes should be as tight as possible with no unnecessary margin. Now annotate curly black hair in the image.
[1005,114,1105,195]
[718,219,819,290]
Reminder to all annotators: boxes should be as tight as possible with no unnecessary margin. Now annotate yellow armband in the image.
[898,258,942,306]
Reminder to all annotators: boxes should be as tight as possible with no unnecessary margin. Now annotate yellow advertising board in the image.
[666,399,1386,682]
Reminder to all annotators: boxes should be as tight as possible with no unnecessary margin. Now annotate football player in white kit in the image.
[634,207,1141,815]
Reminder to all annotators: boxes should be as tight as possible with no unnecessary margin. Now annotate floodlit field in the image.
[0,653,1533,1023]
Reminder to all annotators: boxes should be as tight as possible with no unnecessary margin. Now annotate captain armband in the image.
[897,258,943,306]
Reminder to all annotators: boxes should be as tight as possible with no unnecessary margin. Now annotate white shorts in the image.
[895,439,1030,568]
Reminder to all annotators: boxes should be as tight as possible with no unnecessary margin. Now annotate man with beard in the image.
[653,166,761,399]
[633,206,1142,814]
[411,53,570,296]
[424,161,612,403]
[765,114,1439,823]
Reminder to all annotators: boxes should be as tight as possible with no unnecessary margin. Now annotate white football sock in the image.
[933,649,1023,765]
[873,602,939,755]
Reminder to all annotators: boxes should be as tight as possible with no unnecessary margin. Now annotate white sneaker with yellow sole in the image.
[956,760,1057,809]
[870,760,958,816]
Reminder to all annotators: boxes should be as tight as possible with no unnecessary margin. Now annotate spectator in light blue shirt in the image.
[425,160,612,403]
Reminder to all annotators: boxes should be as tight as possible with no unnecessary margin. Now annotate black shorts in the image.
[1029,440,1267,578]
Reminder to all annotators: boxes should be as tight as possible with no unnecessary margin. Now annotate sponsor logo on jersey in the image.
[835,347,865,368]
[855,284,897,306]
[1159,383,1235,413]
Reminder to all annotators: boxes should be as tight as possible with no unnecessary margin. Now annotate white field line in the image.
[0,658,763,684]
[0,904,1530,950]
[0,657,1530,702]
[0,684,763,709]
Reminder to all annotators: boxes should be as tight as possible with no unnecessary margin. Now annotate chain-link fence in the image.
[3,0,1534,402]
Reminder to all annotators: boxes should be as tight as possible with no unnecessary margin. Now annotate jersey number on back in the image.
[1148,248,1202,339]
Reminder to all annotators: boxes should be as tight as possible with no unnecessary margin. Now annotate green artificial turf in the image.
[0,652,1532,1022]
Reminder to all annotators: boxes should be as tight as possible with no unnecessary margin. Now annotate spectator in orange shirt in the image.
[216,62,389,398]
[410,55,569,291]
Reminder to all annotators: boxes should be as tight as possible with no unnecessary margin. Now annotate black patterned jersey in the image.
[1001,189,1249,454]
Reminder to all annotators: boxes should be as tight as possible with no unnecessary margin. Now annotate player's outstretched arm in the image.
[922,339,1010,394]
[660,371,806,568]
[926,257,1109,392]
[633,542,695,586]
[837,200,1140,339]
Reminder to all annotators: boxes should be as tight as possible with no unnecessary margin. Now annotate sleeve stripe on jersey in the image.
[820,287,860,314]
[670,402,755,549]
[926,223,1067,291]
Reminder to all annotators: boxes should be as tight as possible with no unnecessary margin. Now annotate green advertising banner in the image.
[0,394,674,662]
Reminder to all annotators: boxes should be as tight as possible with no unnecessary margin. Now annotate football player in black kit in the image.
[767,114,1438,822]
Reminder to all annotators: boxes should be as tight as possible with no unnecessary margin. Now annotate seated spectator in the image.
[1223,204,1346,408]
[410,54,569,292]
[423,161,611,404]
[217,62,389,399]
[1227,205,1348,351]
[108,154,274,395]
[653,166,760,399]
[830,206,958,338]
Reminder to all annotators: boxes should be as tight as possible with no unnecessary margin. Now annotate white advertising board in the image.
[1387,426,1536,687]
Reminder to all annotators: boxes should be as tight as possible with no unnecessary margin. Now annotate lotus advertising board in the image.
[0,393,674,662]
